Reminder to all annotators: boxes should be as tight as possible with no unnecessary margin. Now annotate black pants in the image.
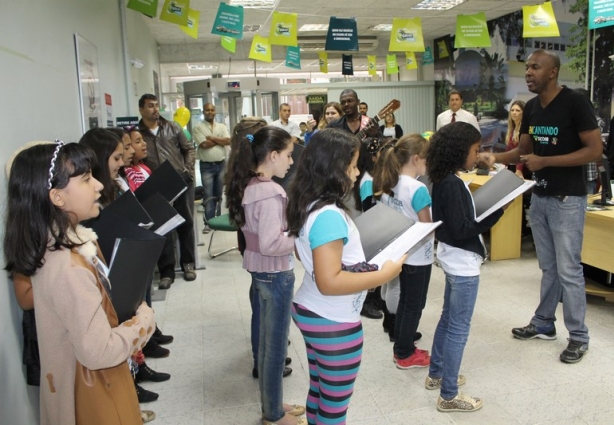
[158,184,196,279]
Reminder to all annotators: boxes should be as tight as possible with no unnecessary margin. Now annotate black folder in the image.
[140,192,185,235]
[104,190,153,229]
[107,237,165,323]
[134,160,188,203]
[89,211,165,323]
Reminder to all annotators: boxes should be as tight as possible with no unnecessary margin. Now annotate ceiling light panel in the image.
[412,0,466,11]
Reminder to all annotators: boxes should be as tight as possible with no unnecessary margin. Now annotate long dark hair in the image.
[351,140,375,210]
[373,134,429,198]
[427,122,481,184]
[4,143,97,276]
[78,128,122,206]
[287,128,360,236]
[225,125,292,227]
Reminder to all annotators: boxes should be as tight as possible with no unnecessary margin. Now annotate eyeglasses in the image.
[123,125,139,132]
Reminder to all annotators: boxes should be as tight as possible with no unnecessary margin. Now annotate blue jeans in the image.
[529,194,589,343]
[249,283,260,367]
[429,273,479,400]
[200,160,225,223]
[252,270,295,422]
[394,264,432,358]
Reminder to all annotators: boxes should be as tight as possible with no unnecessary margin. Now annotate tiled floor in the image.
[142,225,614,424]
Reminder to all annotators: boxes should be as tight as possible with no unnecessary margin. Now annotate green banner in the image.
[455,12,491,48]
[285,46,301,69]
[159,0,190,26]
[318,52,328,73]
[211,3,244,39]
[249,35,272,62]
[325,17,358,51]
[422,46,434,64]
[126,0,158,17]
[405,52,417,70]
[180,9,200,39]
[386,54,399,74]
[589,0,614,29]
[389,18,425,52]
[368,55,377,76]
[270,11,298,46]
[342,54,354,75]
[522,2,560,37]
[221,36,236,53]
[306,95,327,104]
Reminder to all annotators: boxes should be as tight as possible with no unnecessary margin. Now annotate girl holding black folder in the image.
[4,142,155,425]
[373,134,433,370]
[425,122,505,413]
[226,126,305,425]
[287,129,405,425]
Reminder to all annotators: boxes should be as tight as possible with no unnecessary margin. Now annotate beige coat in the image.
[31,226,154,425]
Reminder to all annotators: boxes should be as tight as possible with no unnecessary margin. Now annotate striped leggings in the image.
[291,303,363,425]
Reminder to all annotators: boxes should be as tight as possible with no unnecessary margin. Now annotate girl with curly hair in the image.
[425,122,505,413]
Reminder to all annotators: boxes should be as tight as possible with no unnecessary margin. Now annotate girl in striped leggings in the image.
[286,129,405,424]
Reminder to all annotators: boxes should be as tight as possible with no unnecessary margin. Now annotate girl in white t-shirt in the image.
[286,128,405,425]
[373,134,433,370]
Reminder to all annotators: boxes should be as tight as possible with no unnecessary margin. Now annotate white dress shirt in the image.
[436,108,480,131]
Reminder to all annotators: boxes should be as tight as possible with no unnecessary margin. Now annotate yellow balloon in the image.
[174,107,191,127]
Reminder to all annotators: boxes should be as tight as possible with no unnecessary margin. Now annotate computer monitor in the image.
[593,154,613,205]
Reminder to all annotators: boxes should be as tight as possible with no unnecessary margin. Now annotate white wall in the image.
[0,1,159,423]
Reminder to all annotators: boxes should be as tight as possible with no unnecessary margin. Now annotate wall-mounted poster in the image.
[74,34,103,132]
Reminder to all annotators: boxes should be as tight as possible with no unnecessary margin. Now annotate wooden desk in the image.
[458,173,523,261]
[582,197,614,301]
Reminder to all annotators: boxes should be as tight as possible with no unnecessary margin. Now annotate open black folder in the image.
[88,211,165,323]
[134,160,188,203]
[471,168,536,222]
[104,190,154,229]
[140,192,185,235]
[353,203,441,268]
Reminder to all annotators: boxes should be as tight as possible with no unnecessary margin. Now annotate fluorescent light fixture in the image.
[370,24,392,31]
[187,64,216,70]
[299,24,329,32]
[243,24,261,32]
[230,0,275,8]
[412,0,466,10]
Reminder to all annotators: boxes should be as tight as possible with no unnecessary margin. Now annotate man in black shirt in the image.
[480,50,602,363]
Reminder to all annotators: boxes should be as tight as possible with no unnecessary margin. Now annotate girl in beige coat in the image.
[4,142,154,425]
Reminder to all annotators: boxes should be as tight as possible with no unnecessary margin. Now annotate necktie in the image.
[451,112,456,123]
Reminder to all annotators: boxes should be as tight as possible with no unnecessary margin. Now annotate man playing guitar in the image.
[328,89,380,139]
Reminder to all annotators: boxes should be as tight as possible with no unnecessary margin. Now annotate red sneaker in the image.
[395,351,430,369]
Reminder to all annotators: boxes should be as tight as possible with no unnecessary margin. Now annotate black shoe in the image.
[512,323,556,340]
[361,301,383,319]
[560,339,589,363]
[136,362,171,383]
[285,357,292,366]
[136,384,159,403]
[182,263,196,281]
[142,338,170,358]
[252,367,293,379]
[158,277,173,290]
[153,326,174,345]
[415,332,422,342]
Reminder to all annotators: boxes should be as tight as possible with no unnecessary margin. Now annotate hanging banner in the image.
[455,12,491,48]
[221,36,236,53]
[589,0,614,29]
[522,2,560,37]
[325,17,359,51]
[126,0,158,17]
[318,52,328,73]
[180,9,200,39]
[160,0,190,26]
[286,46,301,69]
[342,54,354,75]
[367,55,377,76]
[405,52,418,70]
[211,3,244,39]
[269,11,298,46]
[386,54,399,74]
[249,35,272,62]
[422,46,434,64]
[389,18,425,52]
